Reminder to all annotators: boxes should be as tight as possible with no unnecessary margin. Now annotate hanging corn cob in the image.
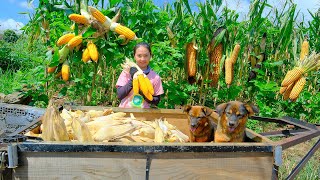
[110,22,137,40]
[47,66,57,73]
[225,58,233,87]
[68,14,89,25]
[68,35,83,48]
[281,67,304,87]
[289,77,306,100]
[57,33,75,46]
[186,41,198,84]
[61,61,70,82]
[282,82,295,100]
[88,6,112,28]
[230,43,240,64]
[87,41,99,62]
[300,38,309,61]
[82,48,90,63]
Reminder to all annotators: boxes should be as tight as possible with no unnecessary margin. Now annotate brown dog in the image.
[183,105,219,142]
[215,101,259,142]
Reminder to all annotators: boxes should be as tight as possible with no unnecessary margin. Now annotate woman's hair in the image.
[133,42,152,55]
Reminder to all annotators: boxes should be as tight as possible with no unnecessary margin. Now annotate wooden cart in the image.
[0,103,319,180]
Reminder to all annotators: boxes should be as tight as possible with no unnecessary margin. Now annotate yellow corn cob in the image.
[82,48,90,63]
[57,33,75,46]
[230,43,240,64]
[145,92,153,101]
[225,58,233,86]
[87,42,98,62]
[282,81,295,100]
[281,67,304,87]
[144,76,154,95]
[47,66,57,74]
[68,14,89,25]
[61,62,70,82]
[88,6,106,23]
[289,77,306,100]
[208,43,223,87]
[300,39,309,60]
[111,23,136,40]
[68,35,82,48]
[186,42,197,78]
[132,78,139,94]
[279,86,287,95]
[138,75,152,101]
[55,71,62,78]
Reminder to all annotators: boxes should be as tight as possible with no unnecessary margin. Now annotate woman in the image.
[116,42,164,108]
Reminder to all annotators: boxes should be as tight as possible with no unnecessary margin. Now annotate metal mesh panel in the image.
[0,103,45,138]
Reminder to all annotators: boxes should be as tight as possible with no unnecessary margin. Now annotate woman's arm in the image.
[116,80,133,100]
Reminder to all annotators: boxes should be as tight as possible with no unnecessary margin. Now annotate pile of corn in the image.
[47,2,137,82]
[280,40,320,101]
[25,106,189,143]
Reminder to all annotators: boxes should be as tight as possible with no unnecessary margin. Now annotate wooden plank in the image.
[13,151,273,180]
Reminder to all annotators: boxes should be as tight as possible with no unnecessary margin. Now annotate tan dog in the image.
[215,101,259,142]
[184,105,219,142]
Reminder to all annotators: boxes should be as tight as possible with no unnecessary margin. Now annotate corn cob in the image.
[82,48,90,63]
[110,23,136,40]
[68,35,82,48]
[68,14,89,25]
[57,33,75,46]
[132,78,139,94]
[144,76,154,95]
[61,62,70,82]
[230,43,240,64]
[282,81,296,100]
[289,77,306,100]
[138,75,153,101]
[225,58,233,86]
[300,39,309,61]
[88,6,105,23]
[281,67,304,87]
[47,66,57,73]
[186,42,197,78]
[145,92,153,101]
[279,86,287,95]
[55,71,62,78]
[87,42,99,62]
[208,43,223,87]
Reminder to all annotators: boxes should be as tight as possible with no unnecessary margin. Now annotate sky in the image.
[0,0,319,33]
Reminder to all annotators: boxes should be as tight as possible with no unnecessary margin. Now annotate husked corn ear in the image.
[88,6,106,23]
[47,66,57,73]
[225,58,233,86]
[68,35,82,48]
[279,86,287,94]
[82,48,90,63]
[68,14,89,25]
[282,81,295,100]
[145,92,153,101]
[281,67,304,87]
[289,77,306,100]
[186,42,197,77]
[111,23,136,40]
[57,33,75,46]
[133,78,139,94]
[144,76,154,95]
[138,75,152,101]
[62,62,70,82]
[55,71,62,78]
[209,43,223,87]
[300,39,309,60]
[87,42,98,62]
[230,43,240,64]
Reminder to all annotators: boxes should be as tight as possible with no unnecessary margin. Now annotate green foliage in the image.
[3,29,19,43]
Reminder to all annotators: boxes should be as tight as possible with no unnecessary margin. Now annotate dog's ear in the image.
[183,105,192,113]
[244,104,259,117]
[216,103,228,116]
[202,106,213,116]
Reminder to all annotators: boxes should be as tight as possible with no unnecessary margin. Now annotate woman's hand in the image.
[130,67,138,79]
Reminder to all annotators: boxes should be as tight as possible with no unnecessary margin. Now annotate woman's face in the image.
[134,46,151,70]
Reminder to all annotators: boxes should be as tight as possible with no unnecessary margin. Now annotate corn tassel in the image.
[300,39,309,61]
[87,42,98,62]
[230,43,240,64]
[225,58,233,86]
[82,48,90,63]
[186,42,197,78]
[68,14,89,25]
[61,62,70,82]
[289,77,306,100]
[110,23,136,40]
[57,33,75,46]
[133,78,139,94]
[68,35,82,48]
[281,67,304,87]
[47,66,57,74]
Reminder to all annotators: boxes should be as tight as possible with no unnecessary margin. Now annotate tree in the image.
[3,29,19,43]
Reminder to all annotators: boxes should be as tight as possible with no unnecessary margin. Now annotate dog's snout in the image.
[191,123,197,127]
[228,122,235,127]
